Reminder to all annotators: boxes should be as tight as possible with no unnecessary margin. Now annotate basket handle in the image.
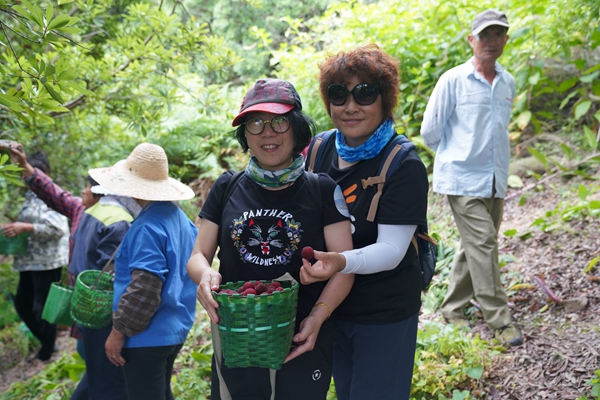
[92,246,119,288]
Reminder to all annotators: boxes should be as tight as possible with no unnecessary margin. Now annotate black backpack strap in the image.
[303,171,322,211]
[362,135,415,222]
[306,130,335,172]
[221,171,245,211]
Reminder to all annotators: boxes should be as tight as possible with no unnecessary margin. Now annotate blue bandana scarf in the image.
[335,118,395,162]
[245,154,305,189]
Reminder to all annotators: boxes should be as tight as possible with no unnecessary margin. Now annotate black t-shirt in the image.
[312,135,429,324]
[199,170,349,324]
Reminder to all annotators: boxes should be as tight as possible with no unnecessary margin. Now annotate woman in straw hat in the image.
[89,142,198,400]
[186,78,354,400]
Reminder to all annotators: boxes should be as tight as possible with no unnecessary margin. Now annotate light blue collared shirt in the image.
[421,57,515,198]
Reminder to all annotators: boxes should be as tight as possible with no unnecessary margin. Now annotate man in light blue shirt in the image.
[421,9,522,346]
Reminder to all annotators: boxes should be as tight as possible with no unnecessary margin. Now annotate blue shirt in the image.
[421,58,515,198]
[114,201,198,348]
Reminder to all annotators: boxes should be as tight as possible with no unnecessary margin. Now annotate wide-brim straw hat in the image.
[88,143,195,201]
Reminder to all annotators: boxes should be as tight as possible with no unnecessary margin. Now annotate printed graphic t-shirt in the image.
[312,135,429,324]
[200,171,349,324]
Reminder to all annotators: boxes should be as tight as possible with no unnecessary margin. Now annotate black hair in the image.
[27,151,50,174]
[86,175,103,199]
[234,109,316,156]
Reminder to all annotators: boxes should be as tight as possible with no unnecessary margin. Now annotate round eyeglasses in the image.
[327,83,380,106]
[244,116,291,135]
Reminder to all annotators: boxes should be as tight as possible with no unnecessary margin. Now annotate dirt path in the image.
[0,327,76,393]
[469,173,600,399]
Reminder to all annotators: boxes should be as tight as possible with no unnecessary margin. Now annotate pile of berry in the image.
[215,280,285,297]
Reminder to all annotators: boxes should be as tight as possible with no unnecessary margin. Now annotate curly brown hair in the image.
[318,44,400,120]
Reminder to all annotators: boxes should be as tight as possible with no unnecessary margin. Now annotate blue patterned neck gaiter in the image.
[335,118,395,162]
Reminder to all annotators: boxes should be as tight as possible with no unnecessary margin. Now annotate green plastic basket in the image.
[212,279,299,370]
[0,233,29,255]
[42,282,74,326]
[70,269,114,329]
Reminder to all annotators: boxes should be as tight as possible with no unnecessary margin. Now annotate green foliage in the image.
[411,321,499,399]
[578,370,600,400]
[587,370,600,399]
[0,154,23,187]
[0,262,19,329]
[0,352,82,399]
[531,183,600,232]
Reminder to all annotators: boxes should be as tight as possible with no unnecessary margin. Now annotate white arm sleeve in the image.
[340,224,417,274]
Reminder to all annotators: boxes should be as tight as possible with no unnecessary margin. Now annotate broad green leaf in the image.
[559,90,578,110]
[590,200,600,209]
[584,256,600,274]
[58,0,75,4]
[580,71,600,84]
[574,100,591,120]
[45,4,54,25]
[465,365,483,380]
[557,77,578,93]
[595,110,600,123]
[57,70,77,80]
[583,125,597,151]
[528,72,540,86]
[516,111,531,130]
[47,14,71,31]
[0,93,24,111]
[38,99,70,112]
[508,174,524,188]
[583,63,600,76]
[560,144,573,160]
[578,184,589,201]
[68,81,95,97]
[22,0,44,27]
[44,65,55,77]
[527,147,549,170]
[2,174,25,186]
[12,6,38,26]
[503,229,517,237]
[55,26,82,34]
[43,82,65,103]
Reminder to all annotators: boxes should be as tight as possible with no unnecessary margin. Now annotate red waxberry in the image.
[241,281,254,291]
[255,283,268,294]
[242,288,257,296]
[301,246,314,259]
[269,281,282,288]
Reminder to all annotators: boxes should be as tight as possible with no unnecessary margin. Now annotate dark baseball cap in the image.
[232,78,302,126]
[471,9,510,36]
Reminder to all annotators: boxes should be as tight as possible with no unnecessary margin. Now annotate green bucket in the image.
[70,269,114,329]
[212,279,299,370]
[0,233,29,255]
[42,282,74,326]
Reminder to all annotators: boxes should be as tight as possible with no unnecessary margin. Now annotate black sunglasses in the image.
[327,83,380,106]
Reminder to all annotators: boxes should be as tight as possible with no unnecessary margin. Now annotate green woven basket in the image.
[42,282,74,326]
[0,233,29,255]
[70,269,114,329]
[212,279,299,370]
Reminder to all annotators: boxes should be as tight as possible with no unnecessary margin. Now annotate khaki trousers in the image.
[440,195,511,329]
